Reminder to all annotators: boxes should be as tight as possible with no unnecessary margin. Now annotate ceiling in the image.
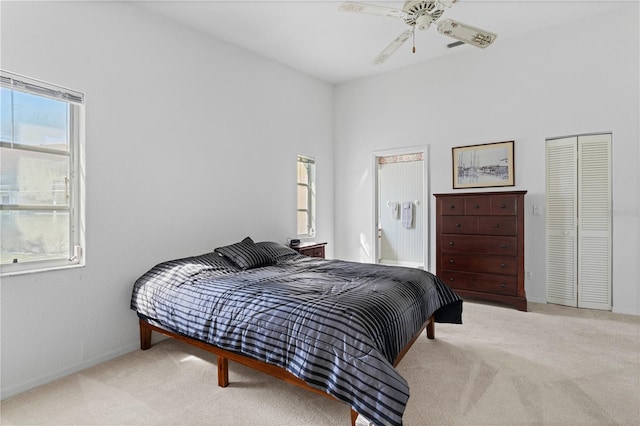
[134,1,631,84]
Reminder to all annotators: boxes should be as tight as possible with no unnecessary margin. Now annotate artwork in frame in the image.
[452,141,515,189]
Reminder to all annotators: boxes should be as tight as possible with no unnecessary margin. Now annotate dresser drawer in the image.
[441,253,517,275]
[295,243,326,259]
[465,196,491,215]
[442,216,478,234]
[439,197,464,215]
[310,247,325,258]
[490,195,519,215]
[477,216,517,235]
[441,235,517,256]
[440,271,518,296]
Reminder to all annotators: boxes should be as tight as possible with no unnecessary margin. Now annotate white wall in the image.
[334,5,639,315]
[0,1,334,398]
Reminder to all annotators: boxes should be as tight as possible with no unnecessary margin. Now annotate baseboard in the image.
[612,306,640,316]
[526,298,639,316]
[1,342,140,401]
[526,296,547,304]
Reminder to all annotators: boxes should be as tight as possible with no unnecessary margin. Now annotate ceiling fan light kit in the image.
[414,14,432,31]
[340,0,497,64]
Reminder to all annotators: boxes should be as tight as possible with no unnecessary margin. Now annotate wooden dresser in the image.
[434,191,527,311]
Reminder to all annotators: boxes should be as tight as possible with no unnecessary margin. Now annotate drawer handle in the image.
[493,224,500,228]
[474,204,480,209]
[500,263,507,268]
[501,283,507,288]
[500,204,506,209]
[449,259,455,263]
[500,244,507,248]
[449,277,455,282]
[449,241,455,246]
[455,223,461,228]
[449,204,456,209]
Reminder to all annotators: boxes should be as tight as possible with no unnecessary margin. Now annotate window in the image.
[297,155,315,237]
[1,71,84,275]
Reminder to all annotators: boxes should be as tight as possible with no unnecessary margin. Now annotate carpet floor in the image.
[2,301,639,425]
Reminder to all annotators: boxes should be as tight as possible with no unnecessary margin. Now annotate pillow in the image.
[256,241,300,263]
[214,237,274,270]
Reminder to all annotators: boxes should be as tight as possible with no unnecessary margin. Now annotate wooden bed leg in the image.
[217,355,229,387]
[350,409,358,426]
[139,319,152,350]
[426,316,435,340]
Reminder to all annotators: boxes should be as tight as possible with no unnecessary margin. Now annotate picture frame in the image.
[452,141,515,189]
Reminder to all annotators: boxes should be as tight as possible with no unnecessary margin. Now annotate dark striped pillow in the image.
[214,237,274,270]
[256,241,300,263]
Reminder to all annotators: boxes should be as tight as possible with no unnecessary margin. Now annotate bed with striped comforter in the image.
[130,240,462,426]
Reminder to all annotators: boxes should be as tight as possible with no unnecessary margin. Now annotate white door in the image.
[546,137,578,306]
[375,151,425,269]
[546,134,611,310]
[576,134,612,310]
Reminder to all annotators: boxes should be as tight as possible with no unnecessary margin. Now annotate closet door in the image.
[546,137,578,306]
[577,134,611,310]
[545,134,611,310]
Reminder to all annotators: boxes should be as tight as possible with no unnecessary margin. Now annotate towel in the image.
[390,202,399,219]
[401,202,413,228]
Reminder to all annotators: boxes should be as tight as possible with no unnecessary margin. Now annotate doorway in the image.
[373,147,429,269]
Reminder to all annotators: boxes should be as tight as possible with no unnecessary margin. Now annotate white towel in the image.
[401,201,413,228]
[390,202,399,219]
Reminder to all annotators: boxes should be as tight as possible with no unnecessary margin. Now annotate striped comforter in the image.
[130,250,462,426]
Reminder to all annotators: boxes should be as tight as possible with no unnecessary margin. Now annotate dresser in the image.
[434,191,527,311]
[292,242,326,259]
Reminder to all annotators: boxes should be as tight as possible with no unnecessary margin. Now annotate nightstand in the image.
[292,242,327,259]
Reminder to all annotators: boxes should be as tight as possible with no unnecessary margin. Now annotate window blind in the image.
[1,70,84,105]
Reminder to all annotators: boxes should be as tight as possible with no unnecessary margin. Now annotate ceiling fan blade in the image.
[372,30,413,65]
[339,2,408,19]
[436,19,497,48]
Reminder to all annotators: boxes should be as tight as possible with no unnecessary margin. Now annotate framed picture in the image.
[452,141,514,189]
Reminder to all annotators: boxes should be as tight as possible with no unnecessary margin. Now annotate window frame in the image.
[1,70,85,276]
[296,155,316,237]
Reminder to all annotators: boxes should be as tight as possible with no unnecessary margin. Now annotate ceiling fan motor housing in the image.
[404,1,445,30]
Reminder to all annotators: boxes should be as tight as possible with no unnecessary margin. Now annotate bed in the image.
[130,238,462,426]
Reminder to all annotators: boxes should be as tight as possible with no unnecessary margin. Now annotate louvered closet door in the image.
[545,134,611,310]
[546,137,578,307]
[577,134,611,310]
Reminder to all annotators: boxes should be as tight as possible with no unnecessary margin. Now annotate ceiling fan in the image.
[339,0,497,64]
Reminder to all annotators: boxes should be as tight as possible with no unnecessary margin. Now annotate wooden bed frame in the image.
[139,316,435,426]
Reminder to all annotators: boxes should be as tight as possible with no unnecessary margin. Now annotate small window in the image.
[1,71,84,275]
[297,155,316,237]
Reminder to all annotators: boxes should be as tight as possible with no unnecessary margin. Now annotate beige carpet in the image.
[2,301,639,425]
